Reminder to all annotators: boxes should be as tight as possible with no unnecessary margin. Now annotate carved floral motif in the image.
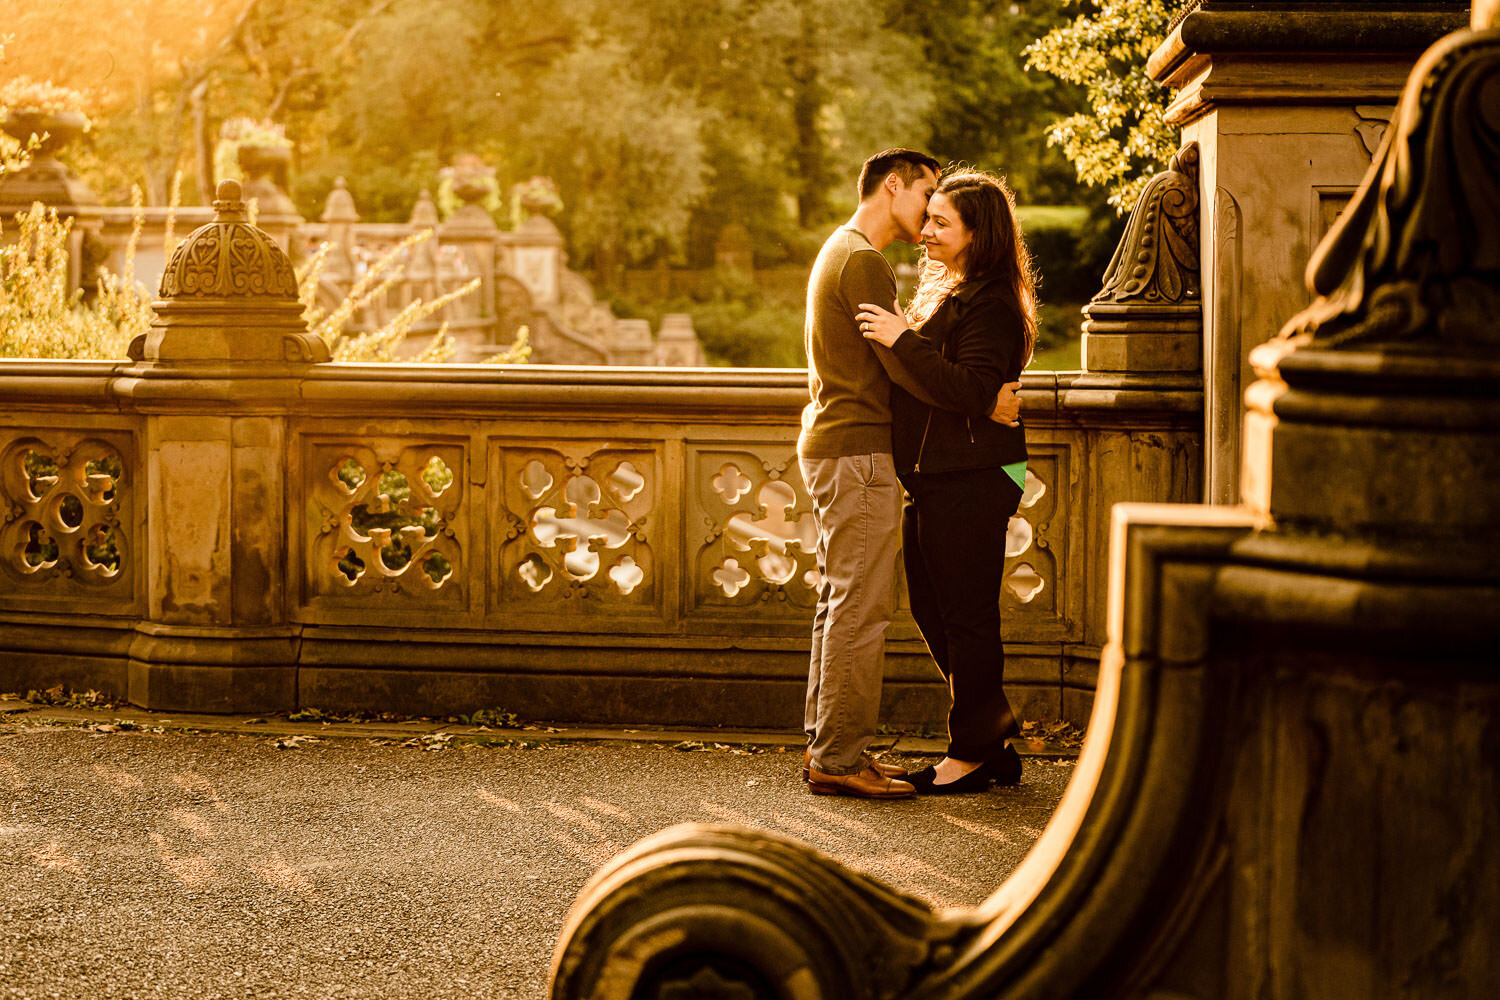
[0,434,128,593]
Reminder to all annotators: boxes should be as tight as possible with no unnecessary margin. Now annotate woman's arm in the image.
[858,295,1021,419]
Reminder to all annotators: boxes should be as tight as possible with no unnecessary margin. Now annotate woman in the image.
[857,169,1036,794]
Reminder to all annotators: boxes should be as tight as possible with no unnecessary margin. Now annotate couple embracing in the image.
[799,148,1037,799]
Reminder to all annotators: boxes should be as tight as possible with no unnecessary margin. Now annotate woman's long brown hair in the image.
[907,169,1038,364]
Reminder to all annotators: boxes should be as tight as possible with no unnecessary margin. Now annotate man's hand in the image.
[990,381,1022,426]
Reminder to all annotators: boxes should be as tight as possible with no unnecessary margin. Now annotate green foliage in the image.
[885,0,1084,205]
[1024,0,1186,212]
[0,205,149,359]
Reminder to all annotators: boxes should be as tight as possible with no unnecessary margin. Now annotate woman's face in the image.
[920,192,971,272]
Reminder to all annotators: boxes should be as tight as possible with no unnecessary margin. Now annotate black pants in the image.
[900,465,1024,763]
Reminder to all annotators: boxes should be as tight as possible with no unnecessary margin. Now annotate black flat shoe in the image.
[907,762,993,795]
[989,743,1022,786]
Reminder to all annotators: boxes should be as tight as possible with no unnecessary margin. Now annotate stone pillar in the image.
[0,109,102,292]
[121,179,329,713]
[499,214,566,309]
[655,313,705,367]
[440,168,500,334]
[611,319,655,366]
[406,189,441,306]
[1081,142,1202,374]
[319,176,359,281]
[1146,0,1466,504]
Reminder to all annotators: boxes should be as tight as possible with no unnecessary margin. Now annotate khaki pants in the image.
[800,452,902,776]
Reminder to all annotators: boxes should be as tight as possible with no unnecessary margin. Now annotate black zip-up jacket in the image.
[888,274,1028,476]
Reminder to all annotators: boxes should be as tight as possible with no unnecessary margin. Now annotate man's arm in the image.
[872,342,945,408]
[843,251,1013,416]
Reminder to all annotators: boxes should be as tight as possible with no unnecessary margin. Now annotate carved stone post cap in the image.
[1241,22,1500,560]
[409,189,439,229]
[321,177,359,224]
[156,183,298,301]
[136,179,330,364]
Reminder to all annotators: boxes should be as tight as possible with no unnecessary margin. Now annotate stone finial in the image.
[409,189,439,229]
[1080,142,1203,373]
[133,178,329,364]
[156,179,298,300]
[320,177,359,224]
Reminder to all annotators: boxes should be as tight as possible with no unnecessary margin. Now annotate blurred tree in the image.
[511,38,710,284]
[884,0,1083,205]
[1023,0,1185,212]
[8,0,1125,273]
[4,0,252,202]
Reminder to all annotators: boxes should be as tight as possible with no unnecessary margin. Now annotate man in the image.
[799,148,1022,799]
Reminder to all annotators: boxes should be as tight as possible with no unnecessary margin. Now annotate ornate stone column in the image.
[1146,0,1468,504]
[119,179,328,713]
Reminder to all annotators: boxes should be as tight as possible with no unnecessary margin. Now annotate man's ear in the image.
[884,172,901,197]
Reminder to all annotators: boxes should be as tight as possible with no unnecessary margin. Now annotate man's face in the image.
[890,166,939,243]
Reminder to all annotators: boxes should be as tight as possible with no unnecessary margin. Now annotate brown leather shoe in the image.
[807,765,916,799]
[802,751,908,782]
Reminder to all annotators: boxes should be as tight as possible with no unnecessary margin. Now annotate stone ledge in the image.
[1147,7,1470,83]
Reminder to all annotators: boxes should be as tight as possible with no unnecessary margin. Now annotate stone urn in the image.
[1,109,90,164]
[441,156,499,236]
[513,176,562,219]
[452,172,495,205]
[236,142,299,217]
[0,109,100,283]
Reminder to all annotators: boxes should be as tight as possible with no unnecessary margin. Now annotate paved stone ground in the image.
[0,711,1073,1000]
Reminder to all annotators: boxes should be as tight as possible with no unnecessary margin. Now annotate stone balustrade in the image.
[0,356,1198,726]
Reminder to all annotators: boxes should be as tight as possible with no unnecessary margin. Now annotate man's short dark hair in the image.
[858,148,941,200]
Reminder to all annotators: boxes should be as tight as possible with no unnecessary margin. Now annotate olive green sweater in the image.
[798,226,931,459]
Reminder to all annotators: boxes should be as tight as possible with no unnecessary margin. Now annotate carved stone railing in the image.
[0,355,1199,727]
[0,198,1205,738]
